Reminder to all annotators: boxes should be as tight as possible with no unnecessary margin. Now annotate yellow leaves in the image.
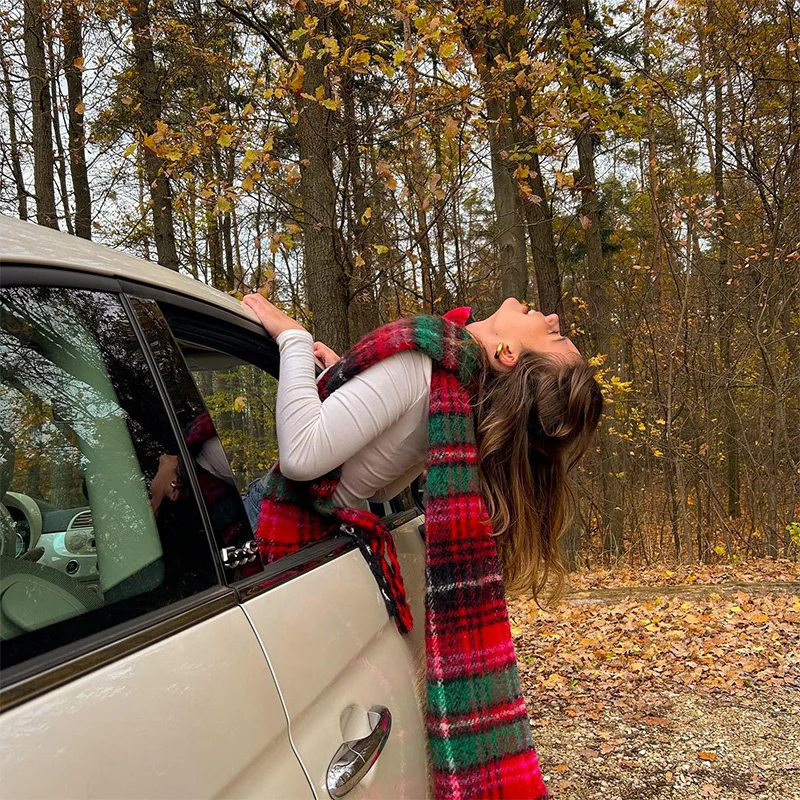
[439,41,456,59]
[287,223,301,234]
[123,142,137,158]
[360,206,372,226]
[514,164,530,180]
[320,96,340,111]
[555,170,575,189]
[215,196,232,213]
[73,56,85,71]
[218,131,233,147]
[443,116,459,140]
[242,102,254,117]
[74,101,86,115]
[233,396,246,413]
[350,50,371,68]
[714,545,727,557]
[393,49,407,67]
[241,149,259,172]
[321,36,339,57]
[697,752,717,762]
[285,163,301,185]
[374,244,389,254]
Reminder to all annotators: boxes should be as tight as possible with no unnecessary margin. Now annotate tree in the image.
[23,0,59,228]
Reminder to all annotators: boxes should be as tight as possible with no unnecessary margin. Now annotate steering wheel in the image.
[2,492,43,555]
[0,504,17,558]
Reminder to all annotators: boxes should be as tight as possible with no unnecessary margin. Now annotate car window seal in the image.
[0,586,236,714]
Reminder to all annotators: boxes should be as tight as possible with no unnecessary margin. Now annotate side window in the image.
[130,298,259,579]
[181,349,279,532]
[156,307,281,536]
[0,287,218,671]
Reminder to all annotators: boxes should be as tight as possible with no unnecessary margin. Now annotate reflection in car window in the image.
[0,287,217,671]
[130,298,259,579]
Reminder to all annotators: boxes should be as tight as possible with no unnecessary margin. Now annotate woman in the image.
[242,293,603,799]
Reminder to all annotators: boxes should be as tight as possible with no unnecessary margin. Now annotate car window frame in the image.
[141,294,425,602]
[0,266,235,711]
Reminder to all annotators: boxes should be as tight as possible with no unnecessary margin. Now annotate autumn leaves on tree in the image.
[3,0,799,566]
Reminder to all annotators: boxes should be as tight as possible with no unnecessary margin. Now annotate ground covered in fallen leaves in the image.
[511,558,800,799]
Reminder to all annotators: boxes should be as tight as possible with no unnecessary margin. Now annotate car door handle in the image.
[326,706,392,798]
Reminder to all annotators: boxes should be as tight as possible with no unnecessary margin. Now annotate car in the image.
[0,214,429,799]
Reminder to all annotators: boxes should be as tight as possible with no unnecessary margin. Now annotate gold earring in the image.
[494,342,504,360]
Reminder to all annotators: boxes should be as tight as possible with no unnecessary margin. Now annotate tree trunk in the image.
[0,38,29,220]
[62,0,92,239]
[461,1,528,302]
[708,1,740,520]
[23,0,59,229]
[295,6,349,352]
[128,0,180,270]
[47,29,73,234]
[523,136,561,315]
[563,0,623,561]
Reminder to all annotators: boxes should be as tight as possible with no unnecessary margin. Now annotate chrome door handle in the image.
[326,706,392,798]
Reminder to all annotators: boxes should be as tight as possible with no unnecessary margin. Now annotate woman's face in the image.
[470,298,582,366]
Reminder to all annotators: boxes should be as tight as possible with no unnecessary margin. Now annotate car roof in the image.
[0,214,260,324]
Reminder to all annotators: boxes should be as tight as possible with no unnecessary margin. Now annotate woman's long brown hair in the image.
[471,343,604,607]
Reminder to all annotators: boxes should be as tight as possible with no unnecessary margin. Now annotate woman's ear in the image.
[496,342,518,370]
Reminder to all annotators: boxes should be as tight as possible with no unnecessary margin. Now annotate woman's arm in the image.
[274,329,428,482]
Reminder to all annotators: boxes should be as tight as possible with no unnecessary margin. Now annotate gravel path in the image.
[530,686,800,799]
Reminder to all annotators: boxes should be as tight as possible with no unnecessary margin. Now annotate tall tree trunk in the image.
[128,0,180,270]
[461,2,528,301]
[0,38,29,220]
[47,29,73,234]
[294,6,349,352]
[522,132,561,315]
[23,0,59,229]
[563,0,623,561]
[62,0,92,239]
[486,93,528,300]
[708,1,740,520]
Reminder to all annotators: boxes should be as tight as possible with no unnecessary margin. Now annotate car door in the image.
[150,298,431,799]
[0,280,310,799]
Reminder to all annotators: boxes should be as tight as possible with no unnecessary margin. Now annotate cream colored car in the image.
[0,215,429,799]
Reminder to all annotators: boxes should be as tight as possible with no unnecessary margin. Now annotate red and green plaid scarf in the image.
[255,314,549,799]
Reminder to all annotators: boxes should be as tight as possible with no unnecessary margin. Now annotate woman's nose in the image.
[545,313,560,332]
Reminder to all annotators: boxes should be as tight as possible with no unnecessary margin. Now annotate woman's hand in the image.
[242,293,307,339]
[313,341,340,368]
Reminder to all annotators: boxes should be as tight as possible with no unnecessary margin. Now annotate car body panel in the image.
[0,215,258,326]
[244,517,429,799]
[0,607,311,799]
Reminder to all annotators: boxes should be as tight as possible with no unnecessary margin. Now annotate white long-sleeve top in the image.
[275,328,432,508]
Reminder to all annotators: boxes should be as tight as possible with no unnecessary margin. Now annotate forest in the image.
[2,0,799,569]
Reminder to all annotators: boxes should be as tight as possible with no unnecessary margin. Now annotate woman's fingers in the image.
[242,294,306,337]
[313,341,340,367]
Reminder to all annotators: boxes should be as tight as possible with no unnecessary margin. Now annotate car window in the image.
[129,298,261,580]
[154,307,281,537]
[0,287,218,671]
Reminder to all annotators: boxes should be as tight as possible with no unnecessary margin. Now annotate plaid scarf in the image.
[255,314,549,799]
